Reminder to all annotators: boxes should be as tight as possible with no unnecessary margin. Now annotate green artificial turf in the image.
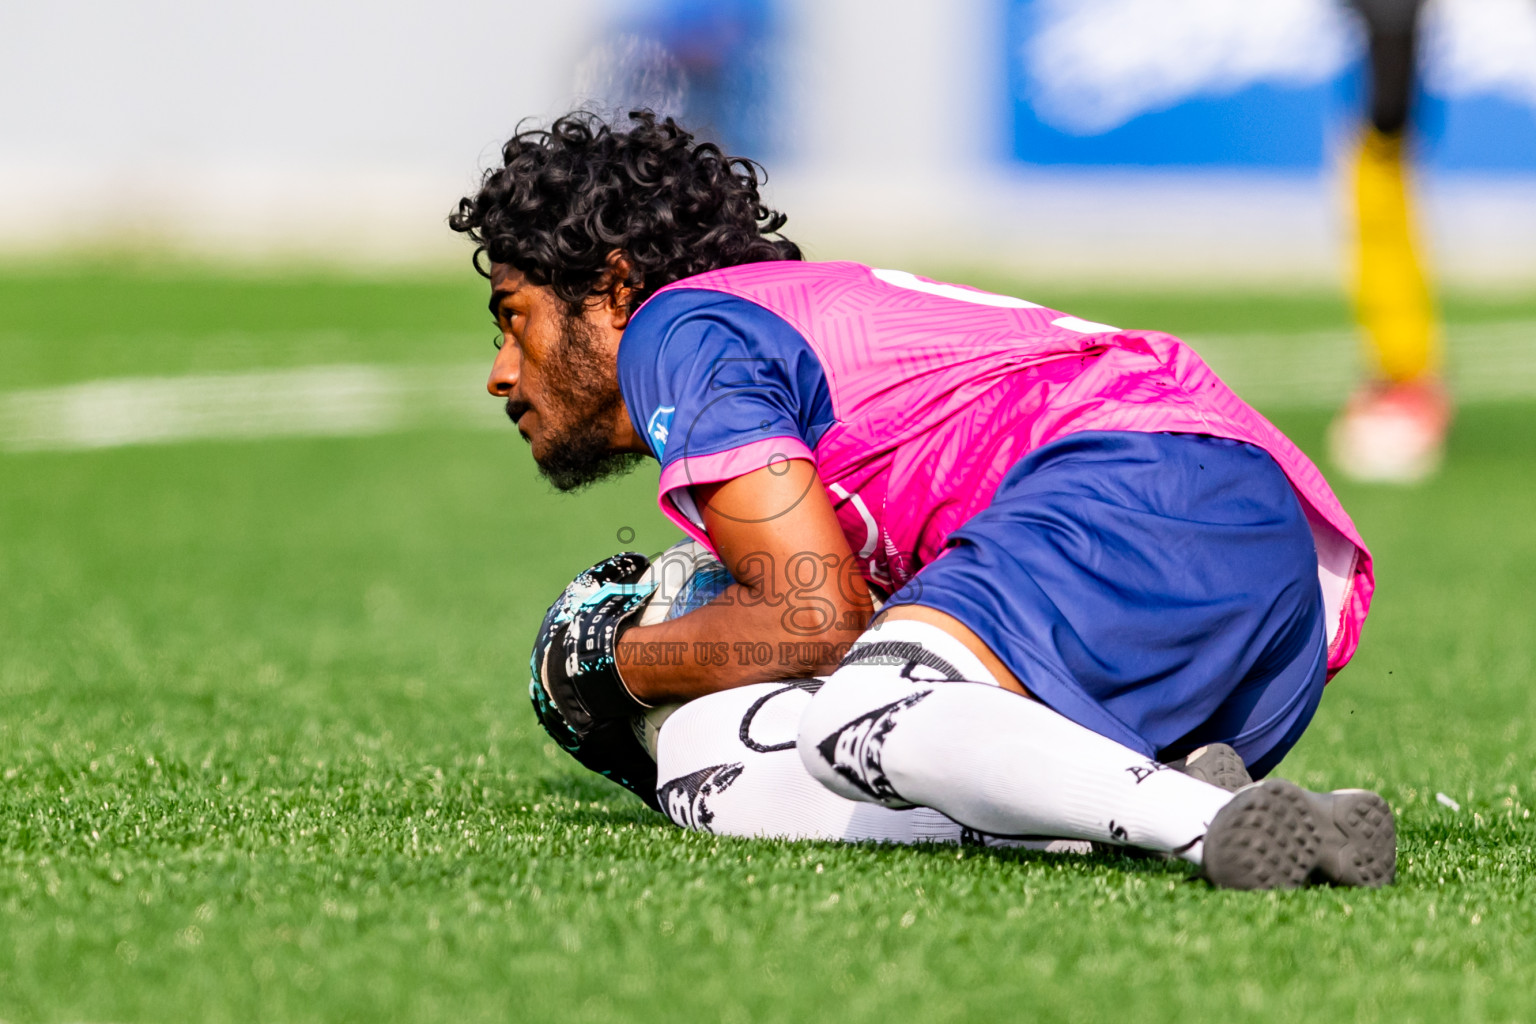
[3,267,1535,1023]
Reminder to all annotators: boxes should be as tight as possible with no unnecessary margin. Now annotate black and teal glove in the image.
[528,552,660,809]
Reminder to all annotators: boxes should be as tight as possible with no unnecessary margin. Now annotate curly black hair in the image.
[449,110,802,312]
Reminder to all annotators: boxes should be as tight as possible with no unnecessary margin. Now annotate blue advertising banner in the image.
[1005,0,1536,171]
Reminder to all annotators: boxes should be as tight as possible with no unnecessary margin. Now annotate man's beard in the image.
[506,312,643,492]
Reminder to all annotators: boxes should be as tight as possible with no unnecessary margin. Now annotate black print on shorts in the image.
[658,762,744,833]
[815,689,933,805]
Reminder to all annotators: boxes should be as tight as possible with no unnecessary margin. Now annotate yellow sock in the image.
[1350,128,1441,384]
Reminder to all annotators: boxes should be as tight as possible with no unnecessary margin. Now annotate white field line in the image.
[1188,319,1536,408]
[2,320,1534,452]
[0,363,501,452]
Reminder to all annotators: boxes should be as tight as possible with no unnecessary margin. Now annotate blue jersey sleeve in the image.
[619,288,835,484]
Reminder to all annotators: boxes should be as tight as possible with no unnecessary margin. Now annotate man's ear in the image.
[601,250,639,328]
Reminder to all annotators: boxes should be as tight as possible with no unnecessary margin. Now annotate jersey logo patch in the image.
[646,406,676,459]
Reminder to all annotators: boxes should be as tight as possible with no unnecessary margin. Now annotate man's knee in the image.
[655,680,969,844]
[797,616,1009,807]
[796,672,934,809]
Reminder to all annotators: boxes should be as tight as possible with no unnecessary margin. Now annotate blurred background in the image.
[4,5,1536,1019]
[3,0,1534,284]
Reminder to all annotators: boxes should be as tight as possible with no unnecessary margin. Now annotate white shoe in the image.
[1328,379,1451,484]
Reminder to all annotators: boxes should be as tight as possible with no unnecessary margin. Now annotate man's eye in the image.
[492,313,519,349]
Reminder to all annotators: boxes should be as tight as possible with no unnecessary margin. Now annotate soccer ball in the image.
[630,540,734,758]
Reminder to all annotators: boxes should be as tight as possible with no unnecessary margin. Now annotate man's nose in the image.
[487,343,520,397]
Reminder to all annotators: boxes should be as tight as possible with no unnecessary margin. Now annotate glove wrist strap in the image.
[567,587,654,718]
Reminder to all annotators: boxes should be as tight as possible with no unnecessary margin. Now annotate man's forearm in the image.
[616,579,872,703]
[616,459,876,704]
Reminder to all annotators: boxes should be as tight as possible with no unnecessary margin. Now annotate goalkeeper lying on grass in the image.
[449,110,1394,890]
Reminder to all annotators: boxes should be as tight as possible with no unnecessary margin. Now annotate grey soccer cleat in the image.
[1201,778,1397,890]
[1166,743,1253,793]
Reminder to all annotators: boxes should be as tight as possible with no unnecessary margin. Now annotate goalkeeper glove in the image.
[531,551,655,736]
[528,552,664,808]
[528,681,661,811]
